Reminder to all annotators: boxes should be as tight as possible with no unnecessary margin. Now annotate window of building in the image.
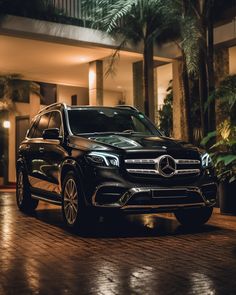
[71,95,77,105]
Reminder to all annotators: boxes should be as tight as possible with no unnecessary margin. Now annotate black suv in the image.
[16,103,217,229]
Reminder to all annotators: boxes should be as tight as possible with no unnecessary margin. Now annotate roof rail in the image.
[115,105,139,111]
[38,102,67,114]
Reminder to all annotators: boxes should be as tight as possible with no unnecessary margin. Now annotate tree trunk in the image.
[182,57,193,143]
[143,40,155,122]
[207,9,216,133]
[198,48,209,137]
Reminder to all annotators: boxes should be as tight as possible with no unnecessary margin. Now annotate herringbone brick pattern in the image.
[1,192,236,295]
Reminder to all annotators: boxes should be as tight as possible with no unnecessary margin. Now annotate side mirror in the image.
[43,128,60,140]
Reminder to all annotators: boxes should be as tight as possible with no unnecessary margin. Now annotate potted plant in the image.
[202,75,236,214]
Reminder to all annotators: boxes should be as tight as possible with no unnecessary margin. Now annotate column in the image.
[89,60,103,106]
[172,60,188,141]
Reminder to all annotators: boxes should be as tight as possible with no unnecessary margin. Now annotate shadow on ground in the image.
[33,206,222,239]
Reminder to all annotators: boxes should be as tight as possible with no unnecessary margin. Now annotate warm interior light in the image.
[3,120,10,129]
[89,70,96,86]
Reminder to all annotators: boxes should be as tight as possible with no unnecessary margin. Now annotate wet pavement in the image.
[1,191,236,295]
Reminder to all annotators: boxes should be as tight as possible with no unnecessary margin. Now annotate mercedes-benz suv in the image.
[16,103,217,230]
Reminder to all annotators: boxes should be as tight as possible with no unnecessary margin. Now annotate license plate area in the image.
[151,189,188,199]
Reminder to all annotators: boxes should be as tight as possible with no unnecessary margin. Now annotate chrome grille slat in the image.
[125,158,200,164]
[127,169,200,175]
[125,156,201,177]
[125,159,156,164]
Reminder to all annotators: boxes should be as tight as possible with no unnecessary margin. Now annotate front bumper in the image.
[91,182,217,213]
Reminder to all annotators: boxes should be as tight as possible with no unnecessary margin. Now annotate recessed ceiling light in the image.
[79,57,87,62]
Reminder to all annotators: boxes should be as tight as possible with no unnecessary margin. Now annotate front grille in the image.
[124,155,201,178]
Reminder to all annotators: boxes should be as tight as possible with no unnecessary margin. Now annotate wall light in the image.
[3,120,10,129]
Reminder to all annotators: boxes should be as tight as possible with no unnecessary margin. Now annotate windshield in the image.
[68,108,160,136]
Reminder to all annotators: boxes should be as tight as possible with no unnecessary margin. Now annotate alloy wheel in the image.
[63,178,78,225]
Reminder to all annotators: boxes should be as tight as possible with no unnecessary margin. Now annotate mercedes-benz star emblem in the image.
[156,155,176,177]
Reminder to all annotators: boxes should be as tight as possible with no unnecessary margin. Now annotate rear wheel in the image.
[174,207,213,227]
[62,171,97,231]
[16,169,38,212]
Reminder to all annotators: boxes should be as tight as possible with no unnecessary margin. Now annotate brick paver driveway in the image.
[1,191,236,295]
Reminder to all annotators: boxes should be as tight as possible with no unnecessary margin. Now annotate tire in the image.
[62,171,97,231]
[174,207,213,227]
[16,168,39,212]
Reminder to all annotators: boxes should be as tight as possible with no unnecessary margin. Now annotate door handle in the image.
[39,147,44,153]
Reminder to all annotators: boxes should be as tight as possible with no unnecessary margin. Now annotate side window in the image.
[48,111,62,135]
[32,113,51,138]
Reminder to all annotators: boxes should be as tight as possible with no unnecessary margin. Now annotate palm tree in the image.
[82,0,171,121]
[166,0,216,141]
[0,74,41,111]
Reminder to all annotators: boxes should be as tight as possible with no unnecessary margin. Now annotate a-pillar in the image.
[89,60,103,106]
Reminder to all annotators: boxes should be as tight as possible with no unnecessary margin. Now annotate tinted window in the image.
[68,109,160,135]
[32,113,51,138]
[48,111,63,135]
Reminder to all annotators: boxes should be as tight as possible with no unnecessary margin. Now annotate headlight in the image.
[201,152,212,168]
[86,152,119,167]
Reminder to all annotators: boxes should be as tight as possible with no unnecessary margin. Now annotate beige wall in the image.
[103,90,123,106]
[229,46,236,74]
[157,63,173,109]
[57,85,89,105]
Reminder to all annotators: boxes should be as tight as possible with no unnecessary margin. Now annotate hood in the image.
[87,134,198,152]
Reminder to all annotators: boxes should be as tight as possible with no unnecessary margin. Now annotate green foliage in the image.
[82,0,174,77]
[216,75,236,115]
[157,80,173,136]
[0,74,41,111]
[202,74,236,182]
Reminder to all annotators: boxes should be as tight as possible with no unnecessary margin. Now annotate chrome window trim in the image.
[25,109,65,142]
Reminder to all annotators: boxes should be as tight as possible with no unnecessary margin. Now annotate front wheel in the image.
[62,171,97,231]
[16,169,38,212]
[174,207,213,227]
